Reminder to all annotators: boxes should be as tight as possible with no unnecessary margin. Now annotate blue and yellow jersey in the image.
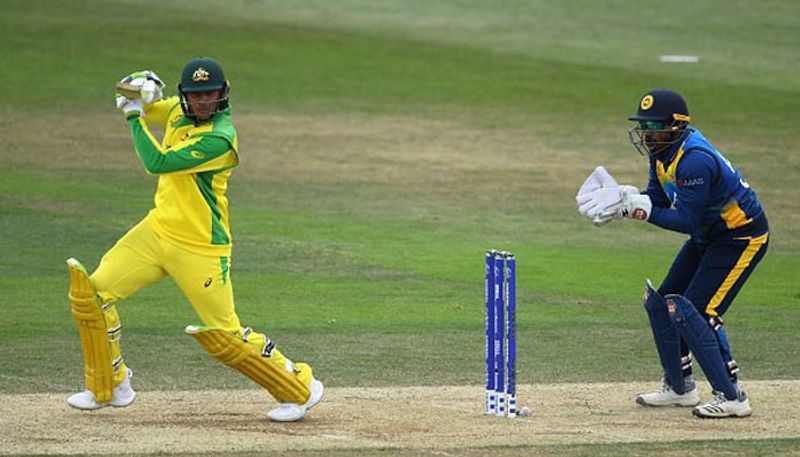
[125,96,239,256]
[644,128,767,241]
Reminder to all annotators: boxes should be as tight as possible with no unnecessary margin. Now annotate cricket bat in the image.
[116,82,141,100]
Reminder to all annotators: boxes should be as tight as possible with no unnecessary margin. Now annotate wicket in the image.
[485,249,517,418]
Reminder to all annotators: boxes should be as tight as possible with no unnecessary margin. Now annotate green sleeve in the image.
[127,114,231,174]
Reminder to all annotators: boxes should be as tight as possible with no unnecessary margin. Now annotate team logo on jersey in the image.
[676,177,704,187]
[641,95,654,110]
[192,67,210,82]
[191,150,205,159]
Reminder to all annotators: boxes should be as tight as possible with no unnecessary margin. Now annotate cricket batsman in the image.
[66,57,323,422]
[576,89,769,418]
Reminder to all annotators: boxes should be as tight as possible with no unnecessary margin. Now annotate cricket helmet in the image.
[628,89,691,156]
[178,57,230,123]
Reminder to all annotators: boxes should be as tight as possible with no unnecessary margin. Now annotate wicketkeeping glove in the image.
[588,185,640,226]
[597,188,653,222]
[578,187,621,218]
[576,166,618,210]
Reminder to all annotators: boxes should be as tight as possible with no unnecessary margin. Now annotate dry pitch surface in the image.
[2,381,799,455]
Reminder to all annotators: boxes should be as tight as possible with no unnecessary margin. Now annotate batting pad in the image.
[185,326,311,404]
[642,280,687,393]
[67,258,114,404]
[666,294,738,400]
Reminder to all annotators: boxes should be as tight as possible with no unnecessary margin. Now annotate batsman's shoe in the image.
[67,368,136,410]
[267,375,324,422]
[692,390,752,419]
[635,381,700,407]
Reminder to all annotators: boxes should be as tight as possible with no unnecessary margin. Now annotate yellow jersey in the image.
[125,96,239,256]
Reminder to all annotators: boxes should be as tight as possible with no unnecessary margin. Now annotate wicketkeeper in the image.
[66,57,323,422]
[576,89,769,418]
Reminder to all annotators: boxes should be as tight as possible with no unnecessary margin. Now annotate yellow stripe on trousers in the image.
[706,232,769,316]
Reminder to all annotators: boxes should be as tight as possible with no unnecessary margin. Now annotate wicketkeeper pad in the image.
[185,326,310,404]
[67,258,114,403]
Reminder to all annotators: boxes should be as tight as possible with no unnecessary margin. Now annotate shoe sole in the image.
[635,397,700,407]
[692,409,753,419]
[67,401,107,411]
[67,395,136,411]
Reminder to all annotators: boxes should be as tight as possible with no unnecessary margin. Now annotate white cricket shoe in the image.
[267,378,324,422]
[693,390,752,418]
[67,368,136,410]
[635,380,700,407]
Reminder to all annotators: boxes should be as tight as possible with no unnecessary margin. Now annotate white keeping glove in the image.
[590,185,640,226]
[592,185,640,227]
[577,183,639,219]
[578,187,621,218]
[618,185,641,197]
[597,189,653,222]
[577,166,618,203]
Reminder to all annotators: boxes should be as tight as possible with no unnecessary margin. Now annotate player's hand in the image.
[116,96,144,117]
[591,212,616,226]
[116,70,165,103]
[577,187,621,218]
[589,185,640,226]
[617,185,640,198]
[577,166,618,199]
[598,190,652,222]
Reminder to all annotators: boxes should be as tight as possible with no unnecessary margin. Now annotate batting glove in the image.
[117,70,165,103]
[116,96,144,117]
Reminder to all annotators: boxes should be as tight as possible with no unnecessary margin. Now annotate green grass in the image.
[1,0,798,454]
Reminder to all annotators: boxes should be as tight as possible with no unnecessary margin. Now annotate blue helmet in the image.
[628,89,691,156]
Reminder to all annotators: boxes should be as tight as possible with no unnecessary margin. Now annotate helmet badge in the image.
[192,67,210,82]
[640,94,654,110]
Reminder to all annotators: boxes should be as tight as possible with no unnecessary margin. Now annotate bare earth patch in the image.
[1,381,798,455]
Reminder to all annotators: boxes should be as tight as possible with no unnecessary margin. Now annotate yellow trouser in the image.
[89,220,309,396]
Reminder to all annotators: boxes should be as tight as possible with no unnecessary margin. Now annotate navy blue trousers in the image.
[657,233,769,317]
[657,223,769,380]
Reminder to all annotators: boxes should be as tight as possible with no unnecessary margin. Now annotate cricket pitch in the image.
[2,380,798,455]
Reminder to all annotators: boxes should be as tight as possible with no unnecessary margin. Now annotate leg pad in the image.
[642,280,686,393]
[186,326,310,404]
[666,294,737,399]
[67,258,113,404]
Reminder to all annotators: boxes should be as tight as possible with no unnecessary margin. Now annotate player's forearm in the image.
[127,114,230,174]
[644,175,672,208]
[644,189,672,208]
[648,207,696,234]
[127,114,170,174]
